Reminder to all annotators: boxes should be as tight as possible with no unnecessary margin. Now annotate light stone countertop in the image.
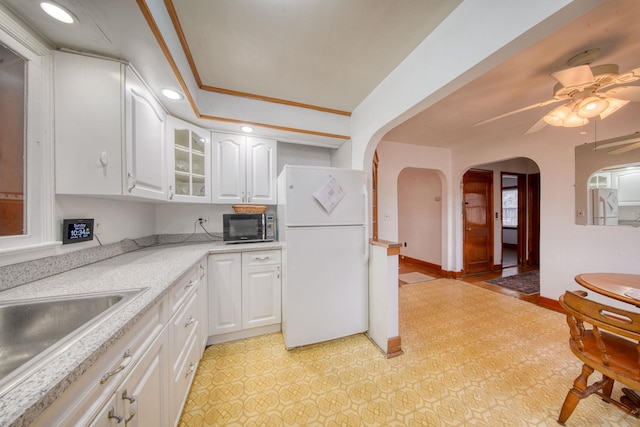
[0,240,282,427]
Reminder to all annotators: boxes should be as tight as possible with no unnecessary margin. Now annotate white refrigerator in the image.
[592,188,619,225]
[277,165,369,349]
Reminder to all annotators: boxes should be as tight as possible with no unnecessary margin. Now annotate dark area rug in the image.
[485,270,540,295]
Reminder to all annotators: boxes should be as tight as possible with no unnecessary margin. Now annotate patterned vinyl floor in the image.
[179,279,637,426]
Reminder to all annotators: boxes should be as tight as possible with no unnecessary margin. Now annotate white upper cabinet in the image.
[211,133,277,205]
[124,69,166,200]
[54,51,166,200]
[166,117,211,202]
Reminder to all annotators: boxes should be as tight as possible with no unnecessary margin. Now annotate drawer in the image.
[171,331,200,425]
[242,250,281,266]
[170,263,203,314]
[170,290,200,375]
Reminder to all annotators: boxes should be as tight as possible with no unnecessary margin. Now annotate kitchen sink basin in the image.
[0,288,146,394]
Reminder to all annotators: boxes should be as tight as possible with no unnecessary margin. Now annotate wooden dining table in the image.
[575,273,640,307]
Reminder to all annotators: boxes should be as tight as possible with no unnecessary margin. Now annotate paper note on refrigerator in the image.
[313,177,346,213]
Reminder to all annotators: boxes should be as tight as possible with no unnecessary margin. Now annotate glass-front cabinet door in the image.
[167,117,211,202]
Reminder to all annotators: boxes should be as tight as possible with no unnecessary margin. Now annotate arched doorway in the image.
[462,158,540,276]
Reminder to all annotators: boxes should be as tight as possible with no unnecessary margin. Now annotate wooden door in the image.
[463,169,493,274]
[527,173,541,266]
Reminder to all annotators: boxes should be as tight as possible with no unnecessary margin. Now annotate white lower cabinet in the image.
[208,250,281,344]
[97,327,169,426]
[32,260,208,427]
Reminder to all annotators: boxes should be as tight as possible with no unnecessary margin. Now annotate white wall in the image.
[277,142,332,174]
[451,131,640,302]
[376,141,453,269]
[55,196,156,248]
[397,168,442,265]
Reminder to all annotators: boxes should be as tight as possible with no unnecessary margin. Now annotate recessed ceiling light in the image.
[241,126,254,133]
[40,2,76,24]
[161,89,184,100]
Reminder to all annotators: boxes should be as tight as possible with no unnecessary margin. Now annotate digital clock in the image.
[62,219,94,244]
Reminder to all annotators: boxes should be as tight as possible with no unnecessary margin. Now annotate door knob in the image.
[466,227,471,231]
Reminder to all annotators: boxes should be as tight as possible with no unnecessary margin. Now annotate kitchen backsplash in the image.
[0,233,222,292]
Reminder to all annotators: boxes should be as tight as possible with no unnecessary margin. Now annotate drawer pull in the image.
[185,280,195,290]
[100,350,132,385]
[254,255,271,261]
[199,264,205,279]
[108,407,124,424]
[185,316,195,328]
[185,362,195,378]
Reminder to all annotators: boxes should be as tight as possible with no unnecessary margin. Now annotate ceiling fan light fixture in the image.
[577,96,609,118]
[543,104,571,126]
[563,111,589,127]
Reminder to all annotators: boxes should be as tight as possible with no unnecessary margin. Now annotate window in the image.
[502,188,518,227]
[0,10,56,262]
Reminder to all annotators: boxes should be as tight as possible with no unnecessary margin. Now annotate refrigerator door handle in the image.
[362,184,369,264]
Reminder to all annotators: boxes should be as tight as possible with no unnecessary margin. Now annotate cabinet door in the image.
[211,132,246,204]
[242,264,281,329]
[167,117,211,202]
[208,253,242,334]
[125,68,166,200]
[54,51,124,195]
[117,329,169,427]
[246,137,277,205]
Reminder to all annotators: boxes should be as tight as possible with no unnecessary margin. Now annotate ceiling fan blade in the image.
[524,117,547,134]
[474,98,563,126]
[614,66,640,84]
[608,141,640,155]
[603,86,640,101]
[599,97,630,119]
[550,65,594,88]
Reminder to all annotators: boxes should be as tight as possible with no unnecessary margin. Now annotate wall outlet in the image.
[198,217,209,225]
[94,217,102,235]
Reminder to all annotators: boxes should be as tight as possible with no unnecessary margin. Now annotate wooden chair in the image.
[558,290,640,424]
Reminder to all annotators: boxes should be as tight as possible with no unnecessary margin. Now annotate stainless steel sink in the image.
[0,288,145,394]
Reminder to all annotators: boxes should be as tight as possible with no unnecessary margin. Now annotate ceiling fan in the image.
[475,48,640,134]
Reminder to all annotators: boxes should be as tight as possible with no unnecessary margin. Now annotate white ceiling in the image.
[170,0,461,113]
[2,0,640,149]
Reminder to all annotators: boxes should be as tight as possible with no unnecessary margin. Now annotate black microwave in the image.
[223,213,276,243]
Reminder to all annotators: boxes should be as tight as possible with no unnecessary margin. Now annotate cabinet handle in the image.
[121,390,137,425]
[241,192,245,203]
[277,266,280,279]
[169,185,174,200]
[108,407,124,424]
[255,255,271,261]
[185,362,195,378]
[185,315,195,328]
[185,280,195,290]
[199,264,205,279]
[122,390,136,404]
[100,350,132,385]
[247,192,252,203]
[127,173,137,193]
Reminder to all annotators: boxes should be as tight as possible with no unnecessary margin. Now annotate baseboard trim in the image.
[400,256,462,279]
[537,296,564,313]
[387,336,404,358]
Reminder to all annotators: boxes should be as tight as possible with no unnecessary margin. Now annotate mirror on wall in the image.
[575,134,640,227]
